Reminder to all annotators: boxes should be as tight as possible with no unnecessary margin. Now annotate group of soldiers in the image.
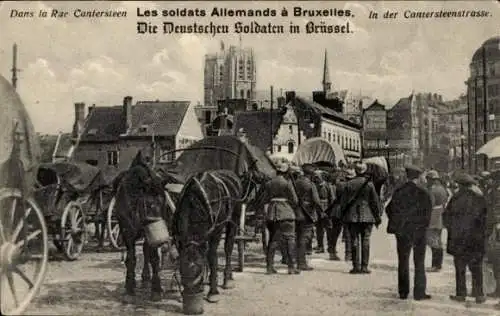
[250,160,382,275]
[249,158,500,307]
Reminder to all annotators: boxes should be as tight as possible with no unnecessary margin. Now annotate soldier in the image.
[425,170,449,272]
[313,170,335,254]
[251,161,300,275]
[443,173,488,304]
[294,164,322,270]
[339,162,382,274]
[386,165,432,300]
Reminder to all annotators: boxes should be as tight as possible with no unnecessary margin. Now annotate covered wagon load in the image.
[292,137,346,172]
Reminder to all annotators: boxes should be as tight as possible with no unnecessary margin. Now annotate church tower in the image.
[322,49,332,94]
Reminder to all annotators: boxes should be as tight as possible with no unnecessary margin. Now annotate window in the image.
[159,148,174,163]
[247,90,251,99]
[328,132,331,142]
[107,150,119,166]
[240,90,244,98]
[289,125,293,133]
[277,145,282,152]
[86,159,98,166]
[288,142,294,154]
[205,111,212,124]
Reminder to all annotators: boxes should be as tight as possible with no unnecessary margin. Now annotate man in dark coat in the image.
[487,172,500,298]
[294,165,322,270]
[386,165,432,300]
[443,173,488,304]
[313,170,336,254]
[339,162,382,274]
[251,161,300,275]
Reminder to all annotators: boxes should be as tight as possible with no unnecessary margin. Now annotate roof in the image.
[233,109,284,152]
[80,106,125,142]
[391,95,412,111]
[79,101,190,141]
[128,101,190,137]
[472,36,500,63]
[295,96,361,128]
[365,99,386,111]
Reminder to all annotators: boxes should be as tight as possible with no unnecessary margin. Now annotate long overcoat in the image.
[427,182,449,229]
[294,175,321,223]
[251,174,298,222]
[443,186,488,258]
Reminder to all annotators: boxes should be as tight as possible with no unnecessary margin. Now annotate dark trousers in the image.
[296,221,314,267]
[491,255,500,292]
[327,219,343,254]
[453,255,484,297]
[316,220,325,249]
[396,232,427,297]
[347,223,373,269]
[267,220,297,269]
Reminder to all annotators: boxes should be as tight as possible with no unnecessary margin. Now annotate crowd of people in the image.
[248,159,500,307]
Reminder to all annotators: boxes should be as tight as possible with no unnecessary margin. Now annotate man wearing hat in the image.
[337,162,382,274]
[250,161,300,275]
[443,173,488,304]
[425,170,449,272]
[293,164,323,270]
[486,171,500,299]
[313,170,336,255]
[386,165,433,300]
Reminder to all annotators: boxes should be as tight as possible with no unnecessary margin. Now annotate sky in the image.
[0,1,498,134]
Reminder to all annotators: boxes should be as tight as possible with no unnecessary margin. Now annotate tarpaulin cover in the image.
[163,135,277,183]
[0,75,41,193]
[292,137,346,167]
[37,161,107,194]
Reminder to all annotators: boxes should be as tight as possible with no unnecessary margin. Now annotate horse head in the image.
[240,159,270,202]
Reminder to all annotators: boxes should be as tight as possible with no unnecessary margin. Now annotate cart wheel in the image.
[0,188,49,316]
[60,201,86,261]
[106,197,124,250]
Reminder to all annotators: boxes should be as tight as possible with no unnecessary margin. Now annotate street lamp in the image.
[385,139,390,164]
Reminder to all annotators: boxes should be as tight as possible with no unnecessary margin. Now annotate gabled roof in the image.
[365,99,386,111]
[233,109,284,152]
[295,96,361,128]
[80,106,125,142]
[391,95,412,111]
[128,101,190,137]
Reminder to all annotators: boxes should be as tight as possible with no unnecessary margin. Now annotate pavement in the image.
[24,216,500,315]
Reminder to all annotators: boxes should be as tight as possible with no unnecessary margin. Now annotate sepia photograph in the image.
[0,0,499,315]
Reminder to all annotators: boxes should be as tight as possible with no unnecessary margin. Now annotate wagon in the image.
[107,136,277,271]
[1,75,48,315]
[33,161,111,260]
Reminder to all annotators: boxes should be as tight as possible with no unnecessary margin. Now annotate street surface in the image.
[27,217,500,316]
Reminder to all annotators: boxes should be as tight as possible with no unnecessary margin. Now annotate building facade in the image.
[71,96,203,180]
[466,36,500,172]
[362,100,387,158]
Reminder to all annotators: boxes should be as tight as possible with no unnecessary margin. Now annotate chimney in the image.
[277,96,285,107]
[123,96,133,131]
[88,104,96,115]
[72,102,85,138]
[285,91,296,104]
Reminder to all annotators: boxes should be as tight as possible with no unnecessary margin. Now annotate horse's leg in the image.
[207,234,222,301]
[141,241,151,287]
[124,235,137,298]
[222,221,236,289]
[149,246,163,301]
[98,220,105,248]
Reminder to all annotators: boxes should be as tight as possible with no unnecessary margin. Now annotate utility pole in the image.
[460,119,465,169]
[466,85,471,173]
[11,43,21,90]
[474,77,478,174]
[270,85,274,154]
[482,45,488,171]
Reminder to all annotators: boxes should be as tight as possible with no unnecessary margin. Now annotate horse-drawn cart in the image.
[33,161,111,260]
[1,75,48,315]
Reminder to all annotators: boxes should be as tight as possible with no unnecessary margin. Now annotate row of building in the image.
[64,36,500,178]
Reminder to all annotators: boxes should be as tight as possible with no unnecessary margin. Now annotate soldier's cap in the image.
[405,164,423,180]
[454,172,477,186]
[426,170,439,180]
[479,171,491,178]
[277,161,289,173]
[302,163,316,174]
[354,162,368,174]
[345,168,356,179]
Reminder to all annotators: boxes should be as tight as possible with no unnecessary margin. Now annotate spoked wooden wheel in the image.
[60,201,86,261]
[0,188,49,316]
[106,197,124,250]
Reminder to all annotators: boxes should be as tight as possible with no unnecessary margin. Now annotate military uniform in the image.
[294,173,321,270]
[252,171,300,274]
[426,171,449,272]
[314,175,335,254]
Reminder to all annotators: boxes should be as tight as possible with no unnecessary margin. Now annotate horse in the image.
[112,150,173,301]
[171,165,267,302]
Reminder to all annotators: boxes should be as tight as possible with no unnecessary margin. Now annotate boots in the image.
[266,242,278,274]
[487,280,500,298]
[429,248,443,272]
[360,239,371,274]
[349,243,361,274]
[329,252,341,261]
[286,238,300,274]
